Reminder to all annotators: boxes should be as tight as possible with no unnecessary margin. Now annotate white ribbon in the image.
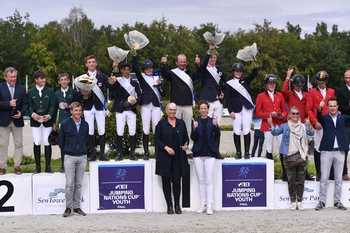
[227,79,254,107]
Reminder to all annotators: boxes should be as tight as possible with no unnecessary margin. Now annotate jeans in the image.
[251,129,265,157]
[65,154,87,209]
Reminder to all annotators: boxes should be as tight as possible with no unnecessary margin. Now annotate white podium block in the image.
[89,160,152,213]
[152,160,201,212]
[32,173,90,215]
[274,180,320,209]
[215,158,274,210]
[0,174,32,216]
[341,181,350,207]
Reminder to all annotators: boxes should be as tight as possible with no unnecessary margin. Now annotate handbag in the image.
[283,152,304,168]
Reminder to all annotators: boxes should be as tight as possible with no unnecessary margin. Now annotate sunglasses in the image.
[291,112,300,115]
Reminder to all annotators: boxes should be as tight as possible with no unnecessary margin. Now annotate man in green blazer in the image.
[28,70,57,173]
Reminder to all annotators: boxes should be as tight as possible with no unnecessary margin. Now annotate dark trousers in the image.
[285,160,306,203]
[251,129,265,157]
[161,156,181,206]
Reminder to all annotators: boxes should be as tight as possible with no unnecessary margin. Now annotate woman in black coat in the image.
[155,102,189,215]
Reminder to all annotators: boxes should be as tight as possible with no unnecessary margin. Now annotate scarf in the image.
[287,120,308,160]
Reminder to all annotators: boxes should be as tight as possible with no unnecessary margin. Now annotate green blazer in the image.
[28,86,57,127]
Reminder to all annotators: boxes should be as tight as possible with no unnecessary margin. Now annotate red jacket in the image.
[254,91,287,132]
[305,87,335,126]
[282,79,308,123]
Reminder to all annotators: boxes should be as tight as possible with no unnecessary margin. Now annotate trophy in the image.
[236,42,260,62]
[152,71,161,87]
[123,30,149,54]
[107,46,130,84]
[74,74,97,99]
[203,28,226,55]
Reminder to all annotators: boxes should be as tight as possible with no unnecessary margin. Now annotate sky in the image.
[1,0,350,35]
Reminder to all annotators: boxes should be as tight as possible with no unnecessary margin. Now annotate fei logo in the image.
[238,182,250,187]
[115,184,128,190]
[239,166,250,178]
[116,169,127,180]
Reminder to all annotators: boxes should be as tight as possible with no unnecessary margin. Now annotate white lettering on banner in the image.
[226,187,263,203]
[103,185,141,209]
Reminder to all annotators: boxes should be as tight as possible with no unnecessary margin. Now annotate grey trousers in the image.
[64,155,87,209]
[319,150,345,204]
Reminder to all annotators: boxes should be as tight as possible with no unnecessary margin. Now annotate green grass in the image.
[6,153,317,179]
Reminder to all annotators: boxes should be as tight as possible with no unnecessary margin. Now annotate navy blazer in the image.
[0,82,28,127]
[109,78,142,114]
[191,117,220,156]
[200,54,227,102]
[73,71,112,111]
[317,110,350,151]
[132,56,165,107]
[225,68,258,113]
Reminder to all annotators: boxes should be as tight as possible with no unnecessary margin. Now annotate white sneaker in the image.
[207,206,213,215]
[196,204,206,214]
[297,202,304,211]
[289,202,296,211]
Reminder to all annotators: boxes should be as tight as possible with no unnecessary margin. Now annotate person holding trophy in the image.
[108,62,142,161]
[200,43,227,159]
[131,48,165,160]
[74,55,112,162]
[226,44,259,159]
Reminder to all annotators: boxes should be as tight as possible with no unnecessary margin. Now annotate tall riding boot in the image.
[88,135,97,161]
[33,144,41,174]
[244,133,251,159]
[314,150,321,181]
[115,135,123,161]
[130,135,138,161]
[44,145,53,173]
[280,154,287,181]
[215,136,224,159]
[143,133,149,160]
[60,150,65,173]
[99,134,109,161]
[234,134,242,159]
[266,150,273,160]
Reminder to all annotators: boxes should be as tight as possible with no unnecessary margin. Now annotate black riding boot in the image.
[244,133,251,159]
[115,135,123,161]
[99,134,109,161]
[130,135,138,161]
[314,150,321,181]
[45,145,53,173]
[215,136,224,159]
[266,151,273,160]
[143,133,149,160]
[280,154,287,181]
[33,144,41,174]
[234,134,242,159]
[88,135,97,161]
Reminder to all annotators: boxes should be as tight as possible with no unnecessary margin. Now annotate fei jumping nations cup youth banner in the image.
[98,164,145,210]
[222,161,267,207]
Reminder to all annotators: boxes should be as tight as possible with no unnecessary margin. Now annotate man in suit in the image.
[200,44,227,159]
[160,54,202,156]
[0,67,28,175]
[109,62,142,161]
[28,70,57,173]
[315,98,350,211]
[336,69,350,180]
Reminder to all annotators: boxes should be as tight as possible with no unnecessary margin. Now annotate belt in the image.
[326,148,340,151]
